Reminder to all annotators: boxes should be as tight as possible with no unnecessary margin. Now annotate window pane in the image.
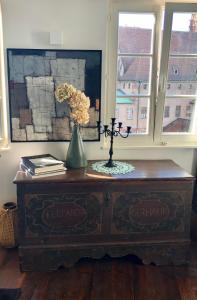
[116,98,149,134]
[162,98,196,133]
[118,13,155,54]
[169,13,197,54]
[166,57,197,96]
[117,57,151,96]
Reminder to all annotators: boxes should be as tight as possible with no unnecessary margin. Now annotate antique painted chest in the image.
[13,160,195,271]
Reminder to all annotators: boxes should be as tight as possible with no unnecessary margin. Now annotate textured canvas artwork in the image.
[7,49,102,142]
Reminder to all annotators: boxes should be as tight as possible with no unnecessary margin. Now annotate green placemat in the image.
[91,161,135,175]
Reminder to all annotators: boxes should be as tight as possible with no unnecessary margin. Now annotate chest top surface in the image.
[13,159,194,185]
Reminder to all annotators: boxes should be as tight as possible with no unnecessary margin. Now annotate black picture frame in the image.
[7,48,102,142]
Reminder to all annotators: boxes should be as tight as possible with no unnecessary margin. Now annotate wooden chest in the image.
[13,160,194,271]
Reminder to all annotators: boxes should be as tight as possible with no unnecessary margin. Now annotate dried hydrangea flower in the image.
[55,82,90,125]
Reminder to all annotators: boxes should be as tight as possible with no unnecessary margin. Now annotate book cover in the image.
[21,163,66,175]
[27,170,66,179]
[21,163,66,178]
[21,154,65,174]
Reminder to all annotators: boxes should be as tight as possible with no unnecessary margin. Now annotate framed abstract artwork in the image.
[7,48,102,142]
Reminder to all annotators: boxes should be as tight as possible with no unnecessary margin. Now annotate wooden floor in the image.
[1,213,197,300]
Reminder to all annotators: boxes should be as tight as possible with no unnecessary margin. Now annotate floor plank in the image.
[0,248,25,289]
[90,258,113,300]
[89,257,135,300]
[176,277,197,300]
[18,272,46,300]
[133,265,181,300]
[60,261,93,300]
[0,247,7,267]
[30,273,52,300]
[110,259,134,300]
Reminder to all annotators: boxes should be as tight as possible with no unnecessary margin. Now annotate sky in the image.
[119,13,193,32]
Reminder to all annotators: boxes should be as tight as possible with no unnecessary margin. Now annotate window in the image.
[175,105,181,118]
[140,107,147,119]
[186,104,193,118]
[108,2,197,147]
[173,67,179,75]
[127,107,133,120]
[116,11,154,134]
[155,3,197,142]
[0,5,7,149]
[108,2,159,145]
[108,6,156,143]
[164,106,170,118]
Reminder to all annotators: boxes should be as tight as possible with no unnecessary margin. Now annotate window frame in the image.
[107,1,197,148]
[154,2,197,146]
[107,1,162,148]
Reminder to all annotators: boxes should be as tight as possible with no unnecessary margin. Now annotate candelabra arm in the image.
[118,132,129,138]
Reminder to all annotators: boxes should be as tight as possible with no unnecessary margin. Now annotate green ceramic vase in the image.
[66,124,88,169]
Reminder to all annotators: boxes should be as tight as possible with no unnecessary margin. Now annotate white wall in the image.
[0,0,196,205]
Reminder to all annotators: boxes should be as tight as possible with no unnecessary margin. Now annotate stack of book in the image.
[20,154,66,178]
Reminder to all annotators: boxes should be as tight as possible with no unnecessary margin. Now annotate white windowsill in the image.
[100,140,197,149]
